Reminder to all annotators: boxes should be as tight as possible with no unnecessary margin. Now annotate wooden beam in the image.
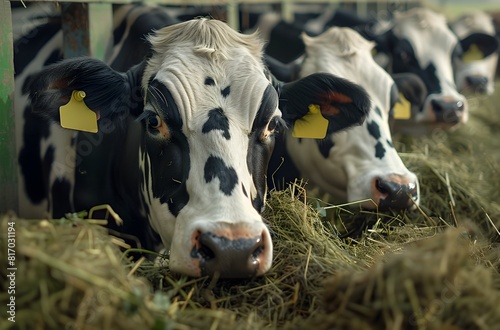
[0,0,18,214]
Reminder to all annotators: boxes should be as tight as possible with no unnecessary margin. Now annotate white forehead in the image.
[392,8,458,68]
[143,18,271,131]
[450,11,496,38]
[302,27,393,110]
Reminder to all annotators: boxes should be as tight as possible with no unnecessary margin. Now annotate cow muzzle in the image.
[465,75,488,94]
[372,175,419,210]
[189,224,272,278]
[430,98,466,125]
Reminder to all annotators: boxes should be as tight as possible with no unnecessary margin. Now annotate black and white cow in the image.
[15,5,371,278]
[267,27,422,210]
[378,8,471,131]
[449,10,499,95]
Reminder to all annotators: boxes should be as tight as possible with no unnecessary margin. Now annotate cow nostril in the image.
[375,178,390,196]
[431,99,443,112]
[373,176,419,210]
[197,241,216,261]
[252,244,264,259]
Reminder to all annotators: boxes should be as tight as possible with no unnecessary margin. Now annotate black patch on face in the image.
[367,120,381,140]
[205,77,215,86]
[391,38,443,97]
[145,134,191,217]
[221,86,230,98]
[147,78,183,130]
[51,178,72,219]
[248,85,280,212]
[202,108,230,140]
[387,139,394,148]
[421,64,442,96]
[316,139,335,159]
[375,141,386,159]
[204,156,238,196]
[143,82,190,216]
[374,106,383,117]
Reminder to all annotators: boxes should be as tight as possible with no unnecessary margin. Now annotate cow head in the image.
[26,18,370,278]
[274,27,420,210]
[383,8,471,130]
[450,11,499,95]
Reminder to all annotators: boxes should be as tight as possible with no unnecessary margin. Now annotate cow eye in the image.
[148,115,162,129]
[267,116,281,134]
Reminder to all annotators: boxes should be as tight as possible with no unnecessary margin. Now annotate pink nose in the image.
[372,175,419,210]
[190,228,270,278]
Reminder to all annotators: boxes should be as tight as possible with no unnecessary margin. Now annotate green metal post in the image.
[0,0,18,214]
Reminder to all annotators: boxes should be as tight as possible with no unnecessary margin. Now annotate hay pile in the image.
[1,86,499,329]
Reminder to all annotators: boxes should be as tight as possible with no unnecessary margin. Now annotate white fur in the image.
[392,8,468,124]
[141,19,275,275]
[289,27,419,207]
[450,11,498,95]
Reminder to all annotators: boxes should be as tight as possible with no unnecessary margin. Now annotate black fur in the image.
[279,73,371,133]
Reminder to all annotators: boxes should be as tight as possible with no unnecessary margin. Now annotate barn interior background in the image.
[1,0,500,329]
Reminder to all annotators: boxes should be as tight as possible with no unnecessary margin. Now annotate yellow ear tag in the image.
[292,104,329,139]
[371,48,378,57]
[59,90,98,133]
[462,44,484,63]
[393,93,411,120]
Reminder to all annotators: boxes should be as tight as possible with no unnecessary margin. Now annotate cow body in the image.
[16,5,370,278]
[450,11,499,95]
[268,27,420,210]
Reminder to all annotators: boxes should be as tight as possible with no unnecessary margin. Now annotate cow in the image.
[266,27,424,210]
[15,5,371,278]
[377,8,471,132]
[449,11,499,95]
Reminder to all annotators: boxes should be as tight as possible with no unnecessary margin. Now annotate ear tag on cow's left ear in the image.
[59,90,98,133]
[462,44,484,63]
[292,104,328,139]
[393,93,411,120]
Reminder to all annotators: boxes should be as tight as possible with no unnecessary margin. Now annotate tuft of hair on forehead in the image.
[302,27,375,56]
[147,17,264,61]
[393,7,447,30]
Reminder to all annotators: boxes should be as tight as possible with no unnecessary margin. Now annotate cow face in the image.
[450,11,499,95]
[388,8,469,129]
[283,27,419,210]
[139,19,280,277]
[25,18,370,278]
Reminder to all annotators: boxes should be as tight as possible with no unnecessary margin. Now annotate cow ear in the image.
[460,33,499,61]
[25,57,143,124]
[392,73,427,106]
[278,72,370,137]
[264,54,303,83]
